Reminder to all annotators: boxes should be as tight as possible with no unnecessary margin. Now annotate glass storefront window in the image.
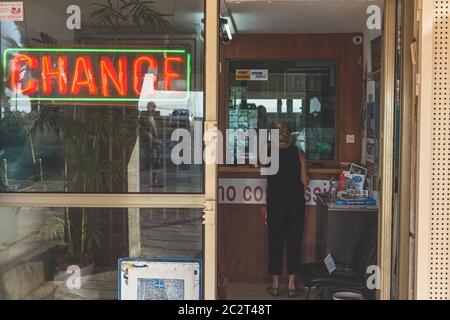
[0,0,205,193]
[0,207,203,300]
[227,60,336,162]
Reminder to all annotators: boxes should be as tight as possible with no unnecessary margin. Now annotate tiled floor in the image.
[26,271,118,300]
[140,208,203,259]
[227,282,319,300]
[29,276,322,300]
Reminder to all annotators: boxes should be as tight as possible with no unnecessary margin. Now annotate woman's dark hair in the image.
[273,120,292,145]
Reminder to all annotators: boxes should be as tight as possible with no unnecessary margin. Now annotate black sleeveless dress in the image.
[266,145,306,275]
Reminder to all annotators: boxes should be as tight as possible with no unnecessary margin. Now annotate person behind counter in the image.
[264,120,309,298]
[139,101,164,186]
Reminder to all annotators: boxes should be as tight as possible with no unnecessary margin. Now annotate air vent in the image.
[430,0,450,300]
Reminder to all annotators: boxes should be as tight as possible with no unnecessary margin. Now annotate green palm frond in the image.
[84,217,103,255]
[90,0,172,29]
[128,1,172,28]
[91,0,124,28]
[30,32,58,45]
[38,216,67,242]
[28,106,62,137]
[119,0,146,11]
[0,110,26,128]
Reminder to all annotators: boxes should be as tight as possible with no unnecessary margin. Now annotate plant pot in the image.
[53,260,95,282]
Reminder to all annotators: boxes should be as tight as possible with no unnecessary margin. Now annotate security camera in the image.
[220,17,233,44]
[353,35,363,45]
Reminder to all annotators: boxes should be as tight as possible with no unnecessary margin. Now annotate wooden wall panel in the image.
[218,172,330,283]
[218,198,318,283]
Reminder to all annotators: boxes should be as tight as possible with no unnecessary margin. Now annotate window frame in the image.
[0,0,218,300]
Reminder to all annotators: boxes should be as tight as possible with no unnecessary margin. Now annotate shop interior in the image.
[217,0,384,300]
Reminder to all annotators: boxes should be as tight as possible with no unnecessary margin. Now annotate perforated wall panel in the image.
[431,0,450,300]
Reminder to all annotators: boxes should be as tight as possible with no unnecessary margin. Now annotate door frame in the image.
[396,0,417,300]
[378,0,396,300]
[0,0,402,301]
[203,0,219,300]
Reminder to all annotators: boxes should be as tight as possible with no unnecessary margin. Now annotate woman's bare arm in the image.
[300,150,310,186]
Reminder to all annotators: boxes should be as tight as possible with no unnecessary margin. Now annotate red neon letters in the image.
[133,56,158,97]
[164,57,184,91]
[41,56,68,95]
[101,56,127,97]
[9,53,186,98]
[10,54,39,95]
[71,56,98,95]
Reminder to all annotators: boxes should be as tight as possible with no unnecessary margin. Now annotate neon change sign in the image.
[2,48,191,103]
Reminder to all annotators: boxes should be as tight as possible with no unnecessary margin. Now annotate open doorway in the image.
[217,0,391,300]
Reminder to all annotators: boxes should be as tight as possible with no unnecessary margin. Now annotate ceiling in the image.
[8,0,384,43]
[222,0,384,34]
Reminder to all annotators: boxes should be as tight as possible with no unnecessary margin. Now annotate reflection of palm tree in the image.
[88,0,174,189]
[0,32,138,268]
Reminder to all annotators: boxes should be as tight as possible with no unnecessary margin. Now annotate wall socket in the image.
[346,134,355,144]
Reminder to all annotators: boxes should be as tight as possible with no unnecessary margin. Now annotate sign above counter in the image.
[218,178,330,206]
[235,69,268,81]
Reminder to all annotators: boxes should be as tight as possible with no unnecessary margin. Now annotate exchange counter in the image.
[217,165,344,283]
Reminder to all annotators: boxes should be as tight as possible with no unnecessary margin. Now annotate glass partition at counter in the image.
[227,60,336,162]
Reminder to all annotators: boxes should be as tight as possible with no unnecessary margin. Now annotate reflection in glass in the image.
[0,0,205,193]
[0,207,203,300]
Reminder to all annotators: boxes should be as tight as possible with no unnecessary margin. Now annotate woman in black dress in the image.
[265,120,309,297]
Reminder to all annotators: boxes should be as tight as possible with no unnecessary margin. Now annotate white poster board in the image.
[0,2,23,21]
[119,259,201,300]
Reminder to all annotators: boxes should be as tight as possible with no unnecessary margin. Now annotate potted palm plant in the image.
[34,103,135,278]
[24,29,130,278]
[39,208,103,280]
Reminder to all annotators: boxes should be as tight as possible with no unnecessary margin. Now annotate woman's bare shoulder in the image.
[295,146,305,155]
